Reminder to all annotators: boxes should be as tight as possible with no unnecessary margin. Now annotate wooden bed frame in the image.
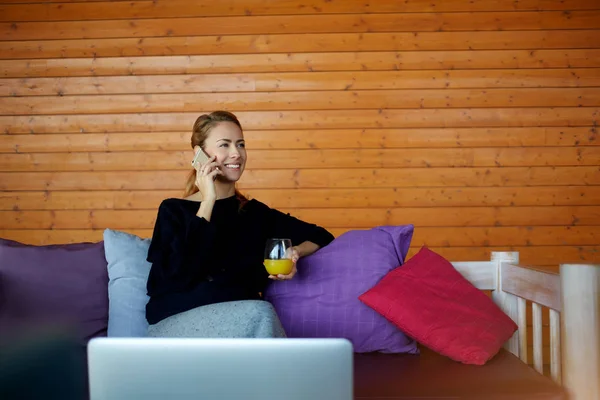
[453,252,599,400]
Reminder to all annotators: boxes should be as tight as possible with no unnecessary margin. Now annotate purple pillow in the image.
[264,225,418,353]
[0,238,109,344]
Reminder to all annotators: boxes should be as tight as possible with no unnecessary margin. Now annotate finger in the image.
[208,170,220,180]
[203,162,221,175]
[277,272,295,280]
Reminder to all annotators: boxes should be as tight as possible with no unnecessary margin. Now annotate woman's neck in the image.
[214,181,236,199]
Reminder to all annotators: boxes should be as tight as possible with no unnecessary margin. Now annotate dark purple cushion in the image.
[264,226,418,354]
[0,238,109,344]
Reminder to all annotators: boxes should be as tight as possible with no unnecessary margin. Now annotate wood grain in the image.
[1,0,599,276]
[3,50,599,78]
[2,108,598,134]
[1,167,599,190]
[1,128,599,153]
[2,147,600,171]
[3,11,600,41]
[0,227,593,267]
[2,30,599,59]
[549,309,562,384]
[4,69,600,96]
[501,263,562,310]
[533,302,544,374]
[2,206,599,229]
[3,186,600,210]
[2,0,596,22]
[3,88,600,115]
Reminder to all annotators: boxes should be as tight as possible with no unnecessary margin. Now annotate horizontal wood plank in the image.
[3,50,600,78]
[3,88,600,115]
[0,213,597,246]
[2,108,598,133]
[3,11,600,41]
[4,186,600,210]
[2,0,597,22]
[5,69,600,96]
[1,167,598,190]
[501,263,562,310]
[1,128,599,153]
[2,206,599,229]
[2,147,600,171]
[0,227,593,266]
[2,30,599,59]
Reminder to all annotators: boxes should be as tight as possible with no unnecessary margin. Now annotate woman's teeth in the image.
[225,164,240,169]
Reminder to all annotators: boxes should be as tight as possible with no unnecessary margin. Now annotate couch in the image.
[1,227,598,400]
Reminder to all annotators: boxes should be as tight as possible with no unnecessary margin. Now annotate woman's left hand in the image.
[268,247,300,281]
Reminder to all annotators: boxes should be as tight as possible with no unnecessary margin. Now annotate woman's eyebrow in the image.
[216,138,245,143]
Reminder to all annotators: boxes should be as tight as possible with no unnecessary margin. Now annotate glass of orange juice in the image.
[264,238,294,276]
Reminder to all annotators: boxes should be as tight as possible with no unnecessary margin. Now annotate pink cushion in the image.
[359,246,518,365]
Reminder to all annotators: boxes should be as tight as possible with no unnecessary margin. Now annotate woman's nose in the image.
[229,148,241,158]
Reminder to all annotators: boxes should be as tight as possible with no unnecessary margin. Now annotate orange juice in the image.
[264,259,294,275]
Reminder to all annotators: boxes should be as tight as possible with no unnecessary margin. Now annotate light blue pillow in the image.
[103,229,151,337]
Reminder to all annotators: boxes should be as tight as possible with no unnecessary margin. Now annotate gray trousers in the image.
[147,300,287,338]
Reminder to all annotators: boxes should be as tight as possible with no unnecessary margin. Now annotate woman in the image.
[145,111,334,338]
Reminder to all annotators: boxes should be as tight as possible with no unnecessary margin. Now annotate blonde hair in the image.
[184,111,248,208]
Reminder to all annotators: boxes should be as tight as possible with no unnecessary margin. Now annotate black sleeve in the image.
[266,206,335,249]
[146,200,217,295]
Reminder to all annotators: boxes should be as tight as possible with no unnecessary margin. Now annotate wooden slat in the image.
[3,186,600,210]
[3,147,600,171]
[2,206,600,229]
[2,30,599,59]
[0,228,593,266]
[0,201,597,246]
[526,323,551,343]
[3,50,600,78]
[518,297,528,363]
[5,69,600,96]
[1,167,599,190]
[4,88,600,115]
[560,264,600,400]
[0,230,585,260]
[452,262,495,290]
[550,309,561,384]
[1,128,599,154]
[501,263,562,311]
[533,302,544,374]
[3,11,600,41]
[2,0,597,22]
[2,108,598,134]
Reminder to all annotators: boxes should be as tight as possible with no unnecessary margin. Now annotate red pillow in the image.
[359,246,517,365]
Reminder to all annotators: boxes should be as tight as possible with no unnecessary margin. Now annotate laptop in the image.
[87,337,353,400]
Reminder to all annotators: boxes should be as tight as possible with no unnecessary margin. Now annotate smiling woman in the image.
[183,111,247,205]
[144,110,335,336]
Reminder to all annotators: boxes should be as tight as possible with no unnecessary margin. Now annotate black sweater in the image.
[145,196,335,324]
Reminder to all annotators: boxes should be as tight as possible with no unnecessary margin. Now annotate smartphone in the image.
[191,149,210,170]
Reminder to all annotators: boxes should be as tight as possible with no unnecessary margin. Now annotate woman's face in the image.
[196,121,246,183]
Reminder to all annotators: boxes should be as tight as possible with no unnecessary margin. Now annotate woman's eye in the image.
[238,143,245,148]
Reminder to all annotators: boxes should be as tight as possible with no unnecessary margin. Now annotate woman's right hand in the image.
[195,155,222,201]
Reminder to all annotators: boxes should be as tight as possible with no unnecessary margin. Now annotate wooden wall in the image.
[0,0,599,270]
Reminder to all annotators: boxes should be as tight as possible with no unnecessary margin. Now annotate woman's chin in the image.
[217,170,243,183]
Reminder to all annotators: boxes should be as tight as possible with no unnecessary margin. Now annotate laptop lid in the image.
[87,337,353,400]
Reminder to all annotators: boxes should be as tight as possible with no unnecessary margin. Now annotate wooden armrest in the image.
[501,263,561,311]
